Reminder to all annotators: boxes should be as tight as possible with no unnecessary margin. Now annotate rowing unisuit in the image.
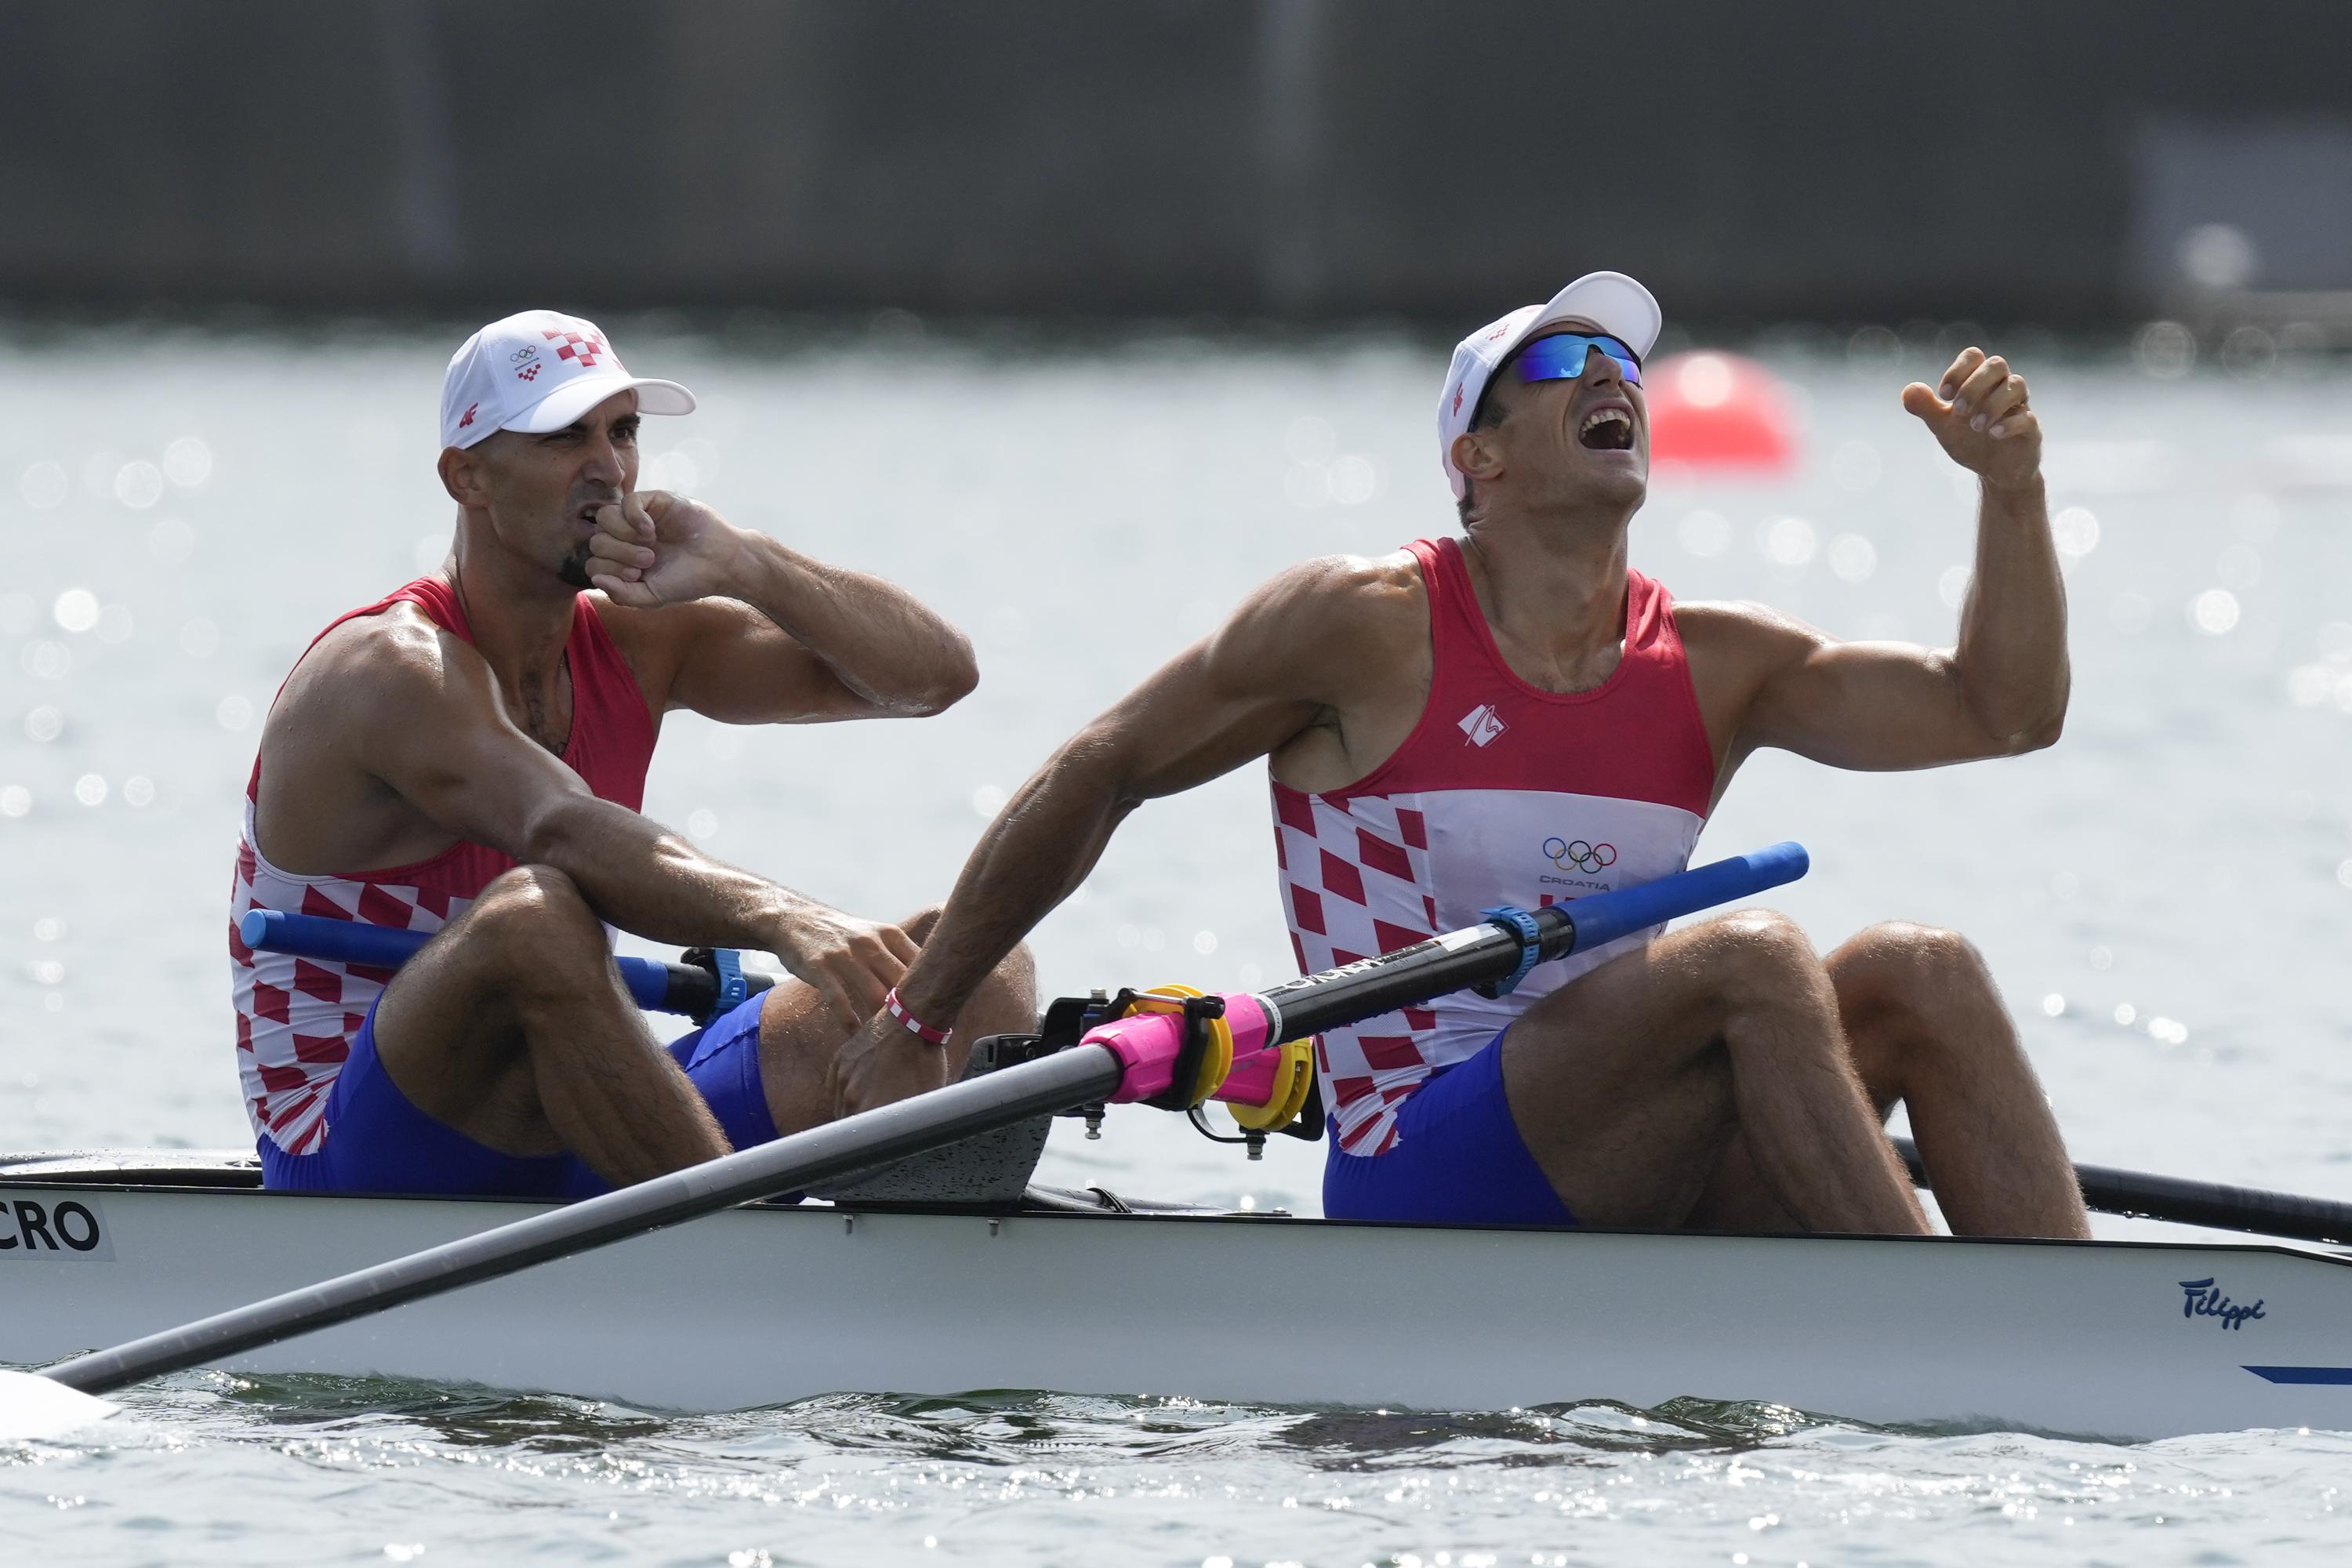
[1270,536,1716,1155]
[228,578,655,1156]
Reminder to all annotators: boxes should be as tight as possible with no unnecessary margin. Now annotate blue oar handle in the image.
[1544,840,1810,959]
[240,911,429,969]
[235,910,765,1021]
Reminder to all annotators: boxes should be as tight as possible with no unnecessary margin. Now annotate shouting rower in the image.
[832,272,2091,1239]
[230,309,1034,1197]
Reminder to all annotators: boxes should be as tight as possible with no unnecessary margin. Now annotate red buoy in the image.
[1645,351,1798,473]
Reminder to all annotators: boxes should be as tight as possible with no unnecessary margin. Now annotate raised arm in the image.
[825,556,1403,1116]
[349,614,913,1031]
[589,490,978,724]
[1685,346,2068,779]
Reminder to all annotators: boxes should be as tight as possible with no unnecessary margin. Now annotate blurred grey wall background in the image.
[4,0,2350,325]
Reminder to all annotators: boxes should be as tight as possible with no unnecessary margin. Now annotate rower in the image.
[230,309,1035,1200]
[831,272,2092,1240]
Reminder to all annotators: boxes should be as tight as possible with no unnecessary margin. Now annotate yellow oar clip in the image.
[1227,1037,1316,1132]
[1123,984,1233,1109]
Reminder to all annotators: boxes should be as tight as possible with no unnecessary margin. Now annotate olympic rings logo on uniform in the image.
[1543,837,1617,873]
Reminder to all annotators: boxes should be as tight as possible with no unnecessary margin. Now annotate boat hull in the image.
[3,1181,2347,1440]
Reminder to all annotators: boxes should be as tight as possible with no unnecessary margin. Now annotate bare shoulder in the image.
[1224,550,1425,652]
[278,602,491,729]
[1671,597,1826,673]
[1178,549,1426,719]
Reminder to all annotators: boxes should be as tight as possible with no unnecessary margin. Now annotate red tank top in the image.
[1270,537,1716,1154]
[228,577,658,1154]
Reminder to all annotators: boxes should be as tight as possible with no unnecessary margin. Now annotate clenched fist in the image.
[1902,347,2042,492]
[586,490,753,608]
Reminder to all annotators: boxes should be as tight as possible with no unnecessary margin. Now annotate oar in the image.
[1892,1137,2352,1246]
[0,843,1810,1436]
[238,910,773,1021]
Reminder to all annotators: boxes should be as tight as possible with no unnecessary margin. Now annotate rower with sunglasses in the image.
[832,270,2092,1240]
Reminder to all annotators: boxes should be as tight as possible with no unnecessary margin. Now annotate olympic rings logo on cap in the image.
[1543,837,1617,874]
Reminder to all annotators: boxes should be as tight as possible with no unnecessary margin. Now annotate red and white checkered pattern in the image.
[1268,539,1720,1158]
[227,575,660,1160]
[544,327,606,368]
[1272,784,1441,1155]
[229,798,472,1155]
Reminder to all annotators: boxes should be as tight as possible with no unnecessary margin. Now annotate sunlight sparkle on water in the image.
[2190,589,2241,636]
[114,459,165,508]
[53,589,99,633]
[162,436,213,488]
[17,459,67,509]
[1760,515,1817,568]
[2051,506,2100,560]
[1827,534,1875,583]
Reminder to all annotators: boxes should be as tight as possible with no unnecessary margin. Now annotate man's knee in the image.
[467,864,602,957]
[1832,921,1994,1011]
[1704,908,1822,989]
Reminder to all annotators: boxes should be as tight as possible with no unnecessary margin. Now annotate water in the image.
[5,318,2352,1562]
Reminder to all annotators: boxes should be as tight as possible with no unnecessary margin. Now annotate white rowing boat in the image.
[2,1147,2344,1441]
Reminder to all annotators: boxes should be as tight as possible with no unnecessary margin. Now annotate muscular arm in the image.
[1688,347,2068,780]
[593,492,977,724]
[826,555,1414,1115]
[901,560,1380,1018]
[348,616,909,1026]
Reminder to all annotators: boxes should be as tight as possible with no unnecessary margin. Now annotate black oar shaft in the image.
[1256,923,1544,1042]
[43,1045,1123,1396]
[1892,1137,2352,1247]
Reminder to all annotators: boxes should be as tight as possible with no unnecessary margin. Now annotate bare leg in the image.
[369,865,730,1185]
[1689,922,2091,1239]
[1504,910,1927,1235]
[757,906,1039,1139]
[1828,922,2090,1239]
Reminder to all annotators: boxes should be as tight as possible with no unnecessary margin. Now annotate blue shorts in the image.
[259,991,778,1200]
[1323,1029,1579,1226]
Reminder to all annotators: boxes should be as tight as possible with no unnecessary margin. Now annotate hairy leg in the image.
[1689,922,2091,1239]
[1504,909,1927,1234]
[760,906,1039,1138]
[368,865,730,1183]
[1827,922,2089,1239]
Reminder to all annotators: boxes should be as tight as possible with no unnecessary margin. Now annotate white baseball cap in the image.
[1436,271,1662,498]
[440,309,695,451]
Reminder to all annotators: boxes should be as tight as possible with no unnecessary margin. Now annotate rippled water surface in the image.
[5,319,2352,1563]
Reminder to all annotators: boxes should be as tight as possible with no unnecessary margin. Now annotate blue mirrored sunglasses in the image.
[1512,331,1643,388]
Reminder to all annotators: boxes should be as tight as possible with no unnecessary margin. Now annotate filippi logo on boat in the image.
[1539,837,1617,894]
[2178,1277,2266,1330]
